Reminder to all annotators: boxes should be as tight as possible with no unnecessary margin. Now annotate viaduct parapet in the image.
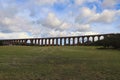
[0,33,119,46]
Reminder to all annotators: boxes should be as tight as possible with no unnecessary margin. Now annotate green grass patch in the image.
[0,46,120,80]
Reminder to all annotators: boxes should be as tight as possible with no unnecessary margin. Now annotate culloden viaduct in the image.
[0,33,120,46]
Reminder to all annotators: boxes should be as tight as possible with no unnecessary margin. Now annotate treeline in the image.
[93,34,120,48]
[0,41,3,46]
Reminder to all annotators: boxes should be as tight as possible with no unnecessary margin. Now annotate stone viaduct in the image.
[0,33,119,46]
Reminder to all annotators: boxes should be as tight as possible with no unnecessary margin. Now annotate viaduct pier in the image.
[0,33,119,46]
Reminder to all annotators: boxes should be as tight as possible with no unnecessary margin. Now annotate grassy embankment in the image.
[0,46,120,80]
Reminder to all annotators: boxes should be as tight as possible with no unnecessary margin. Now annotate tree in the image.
[93,34,120,48]
[0,41,3,46]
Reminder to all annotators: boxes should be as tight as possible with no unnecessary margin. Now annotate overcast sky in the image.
[0,0,120,39]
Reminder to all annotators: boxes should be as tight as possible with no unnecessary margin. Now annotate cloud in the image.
[102,0,118,8]
[0,0,120,39]
[48,30,98,37]
[40,12,91,32]
[0,32,31,39]
[75,7,95,23]
[31,0,68,6]
[0,9,42,38]
[1,15,33,33]
[40,12,71,30]
[0,2,18,18]
[41,12,62,28]
[75,0,85,5]
[76,7,120,24]
[88,10,116,23]
[33,0,57,5]
[75,0,98,5]
[74,24,91,32]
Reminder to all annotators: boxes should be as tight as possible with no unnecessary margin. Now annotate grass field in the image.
[0,46,120,80]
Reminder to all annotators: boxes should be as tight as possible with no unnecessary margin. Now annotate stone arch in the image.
[91,36,95,42]
[64,38,67,46]
[70,38,73,45]
[94,36,98,41]
[75,37,78,45]
[46,39,49,45]
[89,36,92,42]
[35,39,38,45]
[62,38,64,46]
[50,39,52,45]
[54,39,56,45]
[32,40,34,44]
[58,38,60,46]
[26,39,30,44]
[66,38,69,45]
[55,38,58,46]
[39,39,42,45]
[79,37,82,44]
[37,39,40,45]
[60,38,62,46]
[100,36,104,40]
[84,37,87,43]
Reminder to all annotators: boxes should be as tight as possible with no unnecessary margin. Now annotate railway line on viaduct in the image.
[0,33,119,46]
